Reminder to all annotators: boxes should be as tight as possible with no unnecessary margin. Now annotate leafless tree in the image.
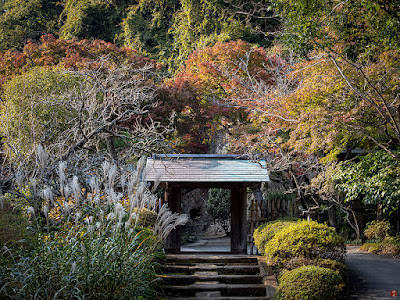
[0,58,174,213]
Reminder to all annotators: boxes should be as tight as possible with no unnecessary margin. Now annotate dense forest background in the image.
[1,0,400,237]
[0,0,277,70]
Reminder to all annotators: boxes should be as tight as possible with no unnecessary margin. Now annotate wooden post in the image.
[164,184,182,253]
[230,187,247,254]
[250,197,255,255]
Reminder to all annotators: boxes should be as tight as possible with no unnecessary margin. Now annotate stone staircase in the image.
[158,253,274,299]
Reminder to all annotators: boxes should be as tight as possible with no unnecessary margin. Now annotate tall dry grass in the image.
[0,146,187,299]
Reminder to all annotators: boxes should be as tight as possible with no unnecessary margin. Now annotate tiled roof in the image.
[145,154,269,183]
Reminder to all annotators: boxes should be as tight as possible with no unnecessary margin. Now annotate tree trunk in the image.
[377,203,383,220]
[328,206,337,228]
[106,134,117,161]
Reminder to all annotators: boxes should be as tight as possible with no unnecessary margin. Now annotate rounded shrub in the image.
[135,207,158,227]
[364,220,391,241]
[285,257,347,279]
[382,236,400,256]
[264,220,345,267]
[253,219,297,255]
[276,265,343,300]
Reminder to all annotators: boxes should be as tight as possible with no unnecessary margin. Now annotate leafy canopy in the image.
[0,0,62,51]
[0,34,158,87]
[334,151,400,216]
[273,0,400,57]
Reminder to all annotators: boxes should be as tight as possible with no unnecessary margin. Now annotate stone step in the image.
[161,283,267,297]
[173,297,269,300]
[165,254,259,265]
[158,254,271,299]
[160,264,261,275]
[158,274,264,285]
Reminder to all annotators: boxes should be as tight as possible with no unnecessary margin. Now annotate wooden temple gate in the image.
[146,154,270,254]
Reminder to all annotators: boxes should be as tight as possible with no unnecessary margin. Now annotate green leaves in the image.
[0,0,62,51]
[207,188,231,234]
[274,0,400,58]
[253,219,297,255]
[276,265,343,300]
[334,151,400,215]
[0,226,162,299]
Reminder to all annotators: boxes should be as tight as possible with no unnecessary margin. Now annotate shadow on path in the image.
[346,246,400,299]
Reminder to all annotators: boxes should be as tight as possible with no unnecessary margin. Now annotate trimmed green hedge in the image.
[253,219,297,255]
[284,257,347,279]
[264,220,345,267]
[276,265,343,300]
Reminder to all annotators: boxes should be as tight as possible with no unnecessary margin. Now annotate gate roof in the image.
[145,154,269,184]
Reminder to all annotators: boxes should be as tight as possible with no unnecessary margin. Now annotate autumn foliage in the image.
[158,40,287,153]
[0,34,159,87]
[276,50,400,161]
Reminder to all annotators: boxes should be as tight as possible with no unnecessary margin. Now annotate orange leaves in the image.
[0,34,159,88]
[0,50,27,86]
[180,40,275,94]
[174,39,286,116]
[165,40,295,154]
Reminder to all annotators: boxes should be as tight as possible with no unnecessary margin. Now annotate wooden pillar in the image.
[230,187,247,254]
[164,184,182,253]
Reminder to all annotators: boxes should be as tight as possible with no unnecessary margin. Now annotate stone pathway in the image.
[346,246,400,299]
[181,236,258,254]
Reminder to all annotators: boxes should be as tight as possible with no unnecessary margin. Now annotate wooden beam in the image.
[159,182,256,189]
[230,187,247,254]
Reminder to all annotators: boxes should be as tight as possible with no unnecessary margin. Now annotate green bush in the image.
[207,188,230,235]
[264,220,345,267]
[276,265,343,300]
[364,220,391,241]
[253,219,297,255]
[360,237,400,256]
[135,207,158,227]
[361,221,400,256]
[382,236,400,256]
[284,257,347,279]
[360,242,382,253]
[0,203,33,249]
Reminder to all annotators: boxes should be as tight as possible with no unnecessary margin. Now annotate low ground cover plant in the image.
[0,203,33,250]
